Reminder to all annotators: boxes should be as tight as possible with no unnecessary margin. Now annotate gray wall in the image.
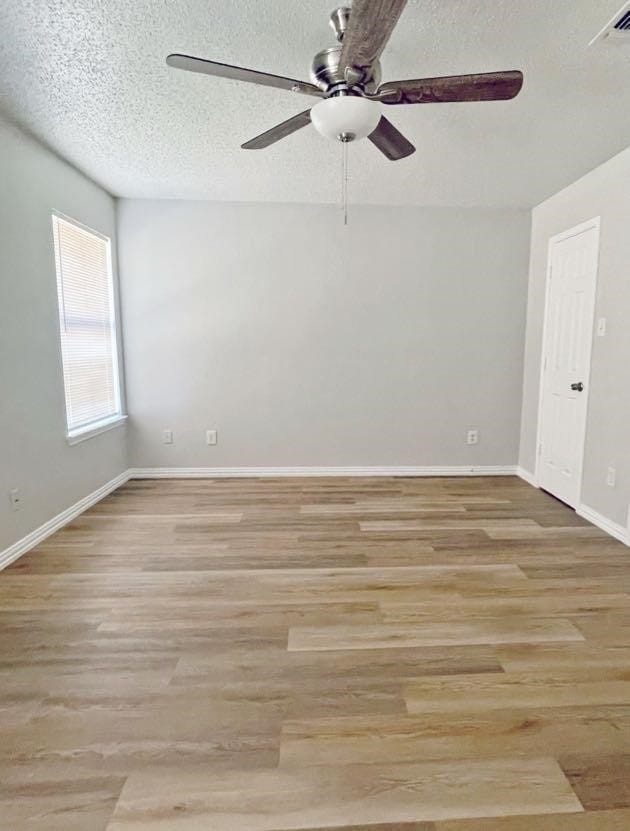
[118,200,530,469]
[519,145,630,527]
[0,115,128,553]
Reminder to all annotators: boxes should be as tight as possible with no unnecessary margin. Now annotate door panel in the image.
[538,221,599,507]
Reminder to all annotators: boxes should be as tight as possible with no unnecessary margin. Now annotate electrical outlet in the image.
[607,466,616,487]
[206,429,217,446]
[466,429,479,446]
[162,429,173,444]
[9,488,21,511]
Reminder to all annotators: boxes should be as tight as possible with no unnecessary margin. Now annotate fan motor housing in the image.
[310,47,381,95]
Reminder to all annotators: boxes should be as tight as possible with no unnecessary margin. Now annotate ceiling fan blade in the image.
[339,0,408,79]
[368,116,415,160]
[376,70,524,104]
[241,109,312,150]
[166,54,323,98]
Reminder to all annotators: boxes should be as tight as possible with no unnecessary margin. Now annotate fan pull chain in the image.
[341,137,349,226]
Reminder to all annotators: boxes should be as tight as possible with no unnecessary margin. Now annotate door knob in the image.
[571,382,584,392]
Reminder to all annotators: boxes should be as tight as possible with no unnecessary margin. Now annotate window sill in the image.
[66,414,128,446]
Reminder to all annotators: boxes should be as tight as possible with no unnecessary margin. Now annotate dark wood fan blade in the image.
[166,54,323,98]
[339,0,408,78]
[241,110,312,150]
[376,70,524,104]
[368,116,415,160]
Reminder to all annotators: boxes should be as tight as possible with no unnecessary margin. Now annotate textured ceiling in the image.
[1,0,629,206]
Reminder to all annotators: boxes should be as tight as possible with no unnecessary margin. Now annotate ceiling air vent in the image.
[615,10,630,29]
[590,2,630,45]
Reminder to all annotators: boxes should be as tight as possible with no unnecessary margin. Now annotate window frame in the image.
[51,211,126,444]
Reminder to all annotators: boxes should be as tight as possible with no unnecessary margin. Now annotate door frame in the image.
[533,215,601,505]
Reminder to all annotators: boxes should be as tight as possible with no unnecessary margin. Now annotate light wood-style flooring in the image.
[2,476,630,830]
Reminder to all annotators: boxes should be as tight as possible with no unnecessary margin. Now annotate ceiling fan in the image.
[166,0,523,161]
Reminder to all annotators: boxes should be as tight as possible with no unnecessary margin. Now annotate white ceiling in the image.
[1,0,629,207]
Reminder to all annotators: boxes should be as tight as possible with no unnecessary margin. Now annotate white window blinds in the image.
[52,214,122,436]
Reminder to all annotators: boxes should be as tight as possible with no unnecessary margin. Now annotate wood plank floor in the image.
[2,476,630,830]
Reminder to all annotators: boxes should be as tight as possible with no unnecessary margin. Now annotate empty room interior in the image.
[2,0,630,828]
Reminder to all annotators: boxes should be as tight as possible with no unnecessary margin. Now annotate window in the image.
[52,214,124,442]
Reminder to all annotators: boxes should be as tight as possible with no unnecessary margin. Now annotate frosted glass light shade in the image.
[310,96,381,141]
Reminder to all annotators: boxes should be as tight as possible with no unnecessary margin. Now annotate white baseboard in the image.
[516,466,538,488]
[576,504,630,547]
[0,470,131,572]
[5,466,625,578]
[516,470,628,547]
[128,465,519,479]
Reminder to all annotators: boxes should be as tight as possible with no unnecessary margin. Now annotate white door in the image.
[537,219,600,507]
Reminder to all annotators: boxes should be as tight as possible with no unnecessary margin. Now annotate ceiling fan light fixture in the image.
[167,2,523,161]
[310,96,381,142]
